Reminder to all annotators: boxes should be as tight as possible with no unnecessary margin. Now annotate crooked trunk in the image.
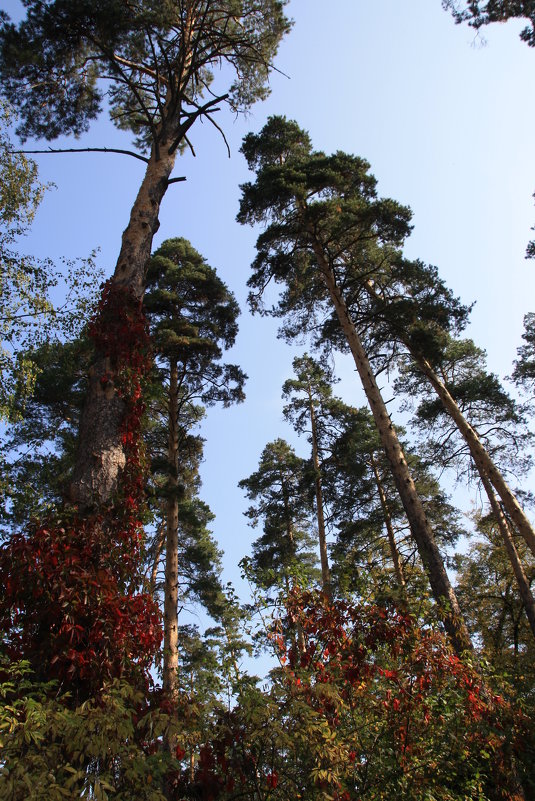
[310,245,470,653]
[69,141,178,508]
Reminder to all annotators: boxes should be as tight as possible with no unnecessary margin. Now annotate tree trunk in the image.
[308,388,331,595]
[68,140,178,508]
[361,279,535,558]
[149,520,166,593]
[309,242,471,653]
[163,360,180,744]
[480,474,535,640]
[413,353,535,558]
[370,453,407,598]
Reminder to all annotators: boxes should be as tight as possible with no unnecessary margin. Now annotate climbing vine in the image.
[0,280,161,699]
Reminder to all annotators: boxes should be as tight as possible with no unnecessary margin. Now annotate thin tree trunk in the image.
[308,387,331,595]
[370,453,407,598]
[163,360,180,747]
[361,279,535,558]
[282,505,306,654]
[149,520,166,594]
[413,352,535,558]
[308,241,471,653]
[68,139,178,508]
[480,473,535,640]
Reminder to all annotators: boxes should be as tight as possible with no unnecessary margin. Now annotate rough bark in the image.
[68,140,178,508]
[308,388,331,595]
[480,473,535,640]
[370,453,407,598]
[309,242,471,653]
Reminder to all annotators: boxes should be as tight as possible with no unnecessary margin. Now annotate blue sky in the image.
[4,1,535,602]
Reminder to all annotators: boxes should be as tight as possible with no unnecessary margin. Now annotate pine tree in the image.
[0,1,290,507]
[512,312,535,394]
[360,262,535,559]
[325,404,464,605]
[238,116,471,653]
[143,237,244,732]
[281,354,339,595]
[394,334,535,638]
[239,439,319,599]
[455,512,535,692]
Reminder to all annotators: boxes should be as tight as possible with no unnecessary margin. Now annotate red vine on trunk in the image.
[0,280,161,699]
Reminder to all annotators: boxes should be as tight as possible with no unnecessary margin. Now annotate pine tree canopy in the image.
[0,0,291,148]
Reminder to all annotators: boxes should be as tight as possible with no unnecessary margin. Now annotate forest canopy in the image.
[0,2,534,800]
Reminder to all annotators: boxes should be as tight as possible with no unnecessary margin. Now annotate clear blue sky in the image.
[4,1,535,601]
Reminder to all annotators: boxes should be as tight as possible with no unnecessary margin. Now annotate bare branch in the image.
[12,146,149,164]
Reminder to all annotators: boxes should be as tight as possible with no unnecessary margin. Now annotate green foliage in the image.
[512,311,535,394]
[0,336,93,535]
[144,237,244,623]
[187,591,530,801]
[455,516,535,685]
[327,404,465,600]
[239,438,319,596]
[281,353,340,440]
[0,1,291,150]
[395,335,532,481]
[443,1,535,46]
[0,104,102,421]
[0,663,171,801]
[357,257,472,370]
[238,116,415,357]
[145,237,246,409]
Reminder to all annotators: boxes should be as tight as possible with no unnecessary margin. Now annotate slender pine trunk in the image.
[308,388,331,595]
[308,241,471,653]
[370,453,407,598]
[150,520,166,594]
[414,353,535,558]
[163,360,180,747]
[480,473,535,640]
